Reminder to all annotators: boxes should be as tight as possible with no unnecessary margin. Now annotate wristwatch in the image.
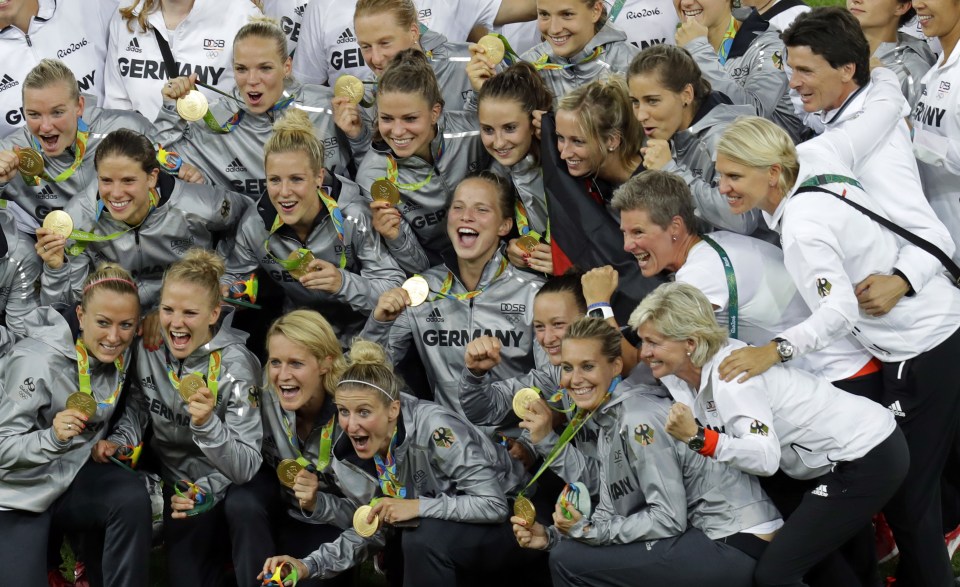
[587,303,615,320]
[686,426,706,451]
[773,337,795,362]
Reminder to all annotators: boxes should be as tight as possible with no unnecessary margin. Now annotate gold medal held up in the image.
[371,179,400,205]
[401,275,430,307]
[17,148,44,177]
[43,210,74,239]
[478,34,506,64]
[287,249,315,280]
[513,495,536,526]
[178,373,206,403]
[334,75,366,105]
[176,90,209,122]
[276,459,304,489]
[66,391,97,418]
[516,235,539,253]
[512,387,541,420]
[353,505,380,537]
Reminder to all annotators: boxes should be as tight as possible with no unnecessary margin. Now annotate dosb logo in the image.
[204,39,226,50]
[500,303,525,314]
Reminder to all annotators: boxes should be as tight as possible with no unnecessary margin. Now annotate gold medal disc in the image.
[66,392,97,418]
[334,75,366,105]
[512,387,541,420]
[176,90,209,122]
[353,505,380,537]
[401,275,430,307]
[42,210,74,238]
[478,34,506,64]
[178,373,206,403]
[17,148,44,176]
[370,179,401,205]
[516,235,539,253]
[287,250,315,280]
[514,495,536,526]
[276,459,304,489]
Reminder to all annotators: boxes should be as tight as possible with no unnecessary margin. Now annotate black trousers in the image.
[549,527,758,587]
[881,327,960,587]
[754,427,909,587]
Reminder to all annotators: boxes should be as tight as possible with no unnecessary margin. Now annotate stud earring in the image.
[672,236,677,242]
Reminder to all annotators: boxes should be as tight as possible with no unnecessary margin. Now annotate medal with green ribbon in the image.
[264,188,348,276]
[202,93,296,134]
[165,349,222,405]
[514,197,550,252]
[432,256,509,301]
[700,235,738,340]
[278,411,336,482]
[66,339,126,418]
[20,119,89,187]
[534,46,604,71]
[62,189,160,256]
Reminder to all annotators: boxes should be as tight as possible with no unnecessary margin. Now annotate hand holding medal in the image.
[172,479,212,518]
[178,374,215,427]
[372,279,428,322]
[277,460,321,511]
[370,496,420,527]
[54,399,90,442]
[259,557,305,586]
[0,148,20,183]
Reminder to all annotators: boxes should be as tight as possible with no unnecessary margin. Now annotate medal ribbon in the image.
[433,256,509,301]
[534,47,603,71]
[201,93,296,134]
[380,131,446,192]
[22,119,89,186]
[717,17,742,66]
[486,33,522,66]
[514,198,550,243]
[607,0,628,22]
[65,189,160,256]
[700,235,738,340]
[280,412,337,471]
[374,428,407,498]
[263,188,347,270]
[165,350,223,404]
[75,339,125,409]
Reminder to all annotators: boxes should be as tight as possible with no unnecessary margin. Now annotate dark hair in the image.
[628,45,712,111]
[94,129,161,174]
[452,171,516,220]
[897,4,916,28]
[378,48,444,108]
[478,62,554,165]
[782,7,870,87]
[611,170,700,235]
[536,271,588,314]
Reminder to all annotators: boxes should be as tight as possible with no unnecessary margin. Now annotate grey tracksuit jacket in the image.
[107,311,263,503]
[40,173,250,311]
[360,246,546,415]
[684,9,802,142]
[0,307,131,512]
[565,383,781,545]
[493,155,549,238]
[302,392,527,579]
[0,103,157,229]
[154,80,351,198]
[521,25,641,107]
[224,173,404,348]
[353,111,489,273]
[875,32,936,109]
[0,207,40,355]
[663,93,761,235]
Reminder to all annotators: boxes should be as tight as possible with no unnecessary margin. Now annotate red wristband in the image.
[698,428,719,458]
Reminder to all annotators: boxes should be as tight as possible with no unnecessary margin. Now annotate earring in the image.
[686,351,691,357]
[608,147,615,152]
[672,236,677,242]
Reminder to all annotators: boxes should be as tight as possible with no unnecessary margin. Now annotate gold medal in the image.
[17,148,44,176]
[334,74,366,105]
[287,249,315,280]
[401,275,430,307]
[512,387,541,420]
[353,505,380,537]
[276,459,304,489]
[176,90,209,122]
[513,495,536,526]
[178,373,206,403]
[66,391,97,418]
[42,210,74,238]
[516,235,539,253]
[370,179,401,205]
[478,34,505,64]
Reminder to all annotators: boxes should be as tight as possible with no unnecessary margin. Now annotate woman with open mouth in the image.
[354,49,488,274]
[674,0,801,141]
[36,128,249,352]
[224,108,404,349]
[0,265,150,586]
[361,172,545,416]
[261,339,549,586]
[512,317,782,587]
[101,249,263,585]
[627,44,759,235]
[155,18,350,200]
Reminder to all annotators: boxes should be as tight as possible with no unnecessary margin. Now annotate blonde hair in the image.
[119,0,157,33]
[563,317,622,363]
[82,263,139,310]
[628,282,727,367]
[716,116,800,198]
[338,340,401,405]
[267,310,346,399]
[557,75,644,172]
[161,249,225,310]
[355,0,418,30]
[234,16,289,63]
[23,59,79,102]
[264,109,325,175]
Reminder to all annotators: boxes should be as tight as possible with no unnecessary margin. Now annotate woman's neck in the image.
[940,25,960,64]
[161,0,195,30]
[412,128,438,164]
[458,246,498,291]
[599,154,642,186]
[673,233,701,271]
[861,24,899,56]
[1,0,38,31]
[761,185,787,215]
[296,391,326,431]
[677,363,703,391]
[708,13,734,52]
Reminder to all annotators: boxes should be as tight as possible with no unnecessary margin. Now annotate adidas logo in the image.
[225,157,247,173]
[126,37,142,53]
[36,185,56,200]
[337,28,356,44]
[0,73,19,92]
[812,484,829,497]
[888,400,905,417]
[426,307,444,323]
[294,3,306,17]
